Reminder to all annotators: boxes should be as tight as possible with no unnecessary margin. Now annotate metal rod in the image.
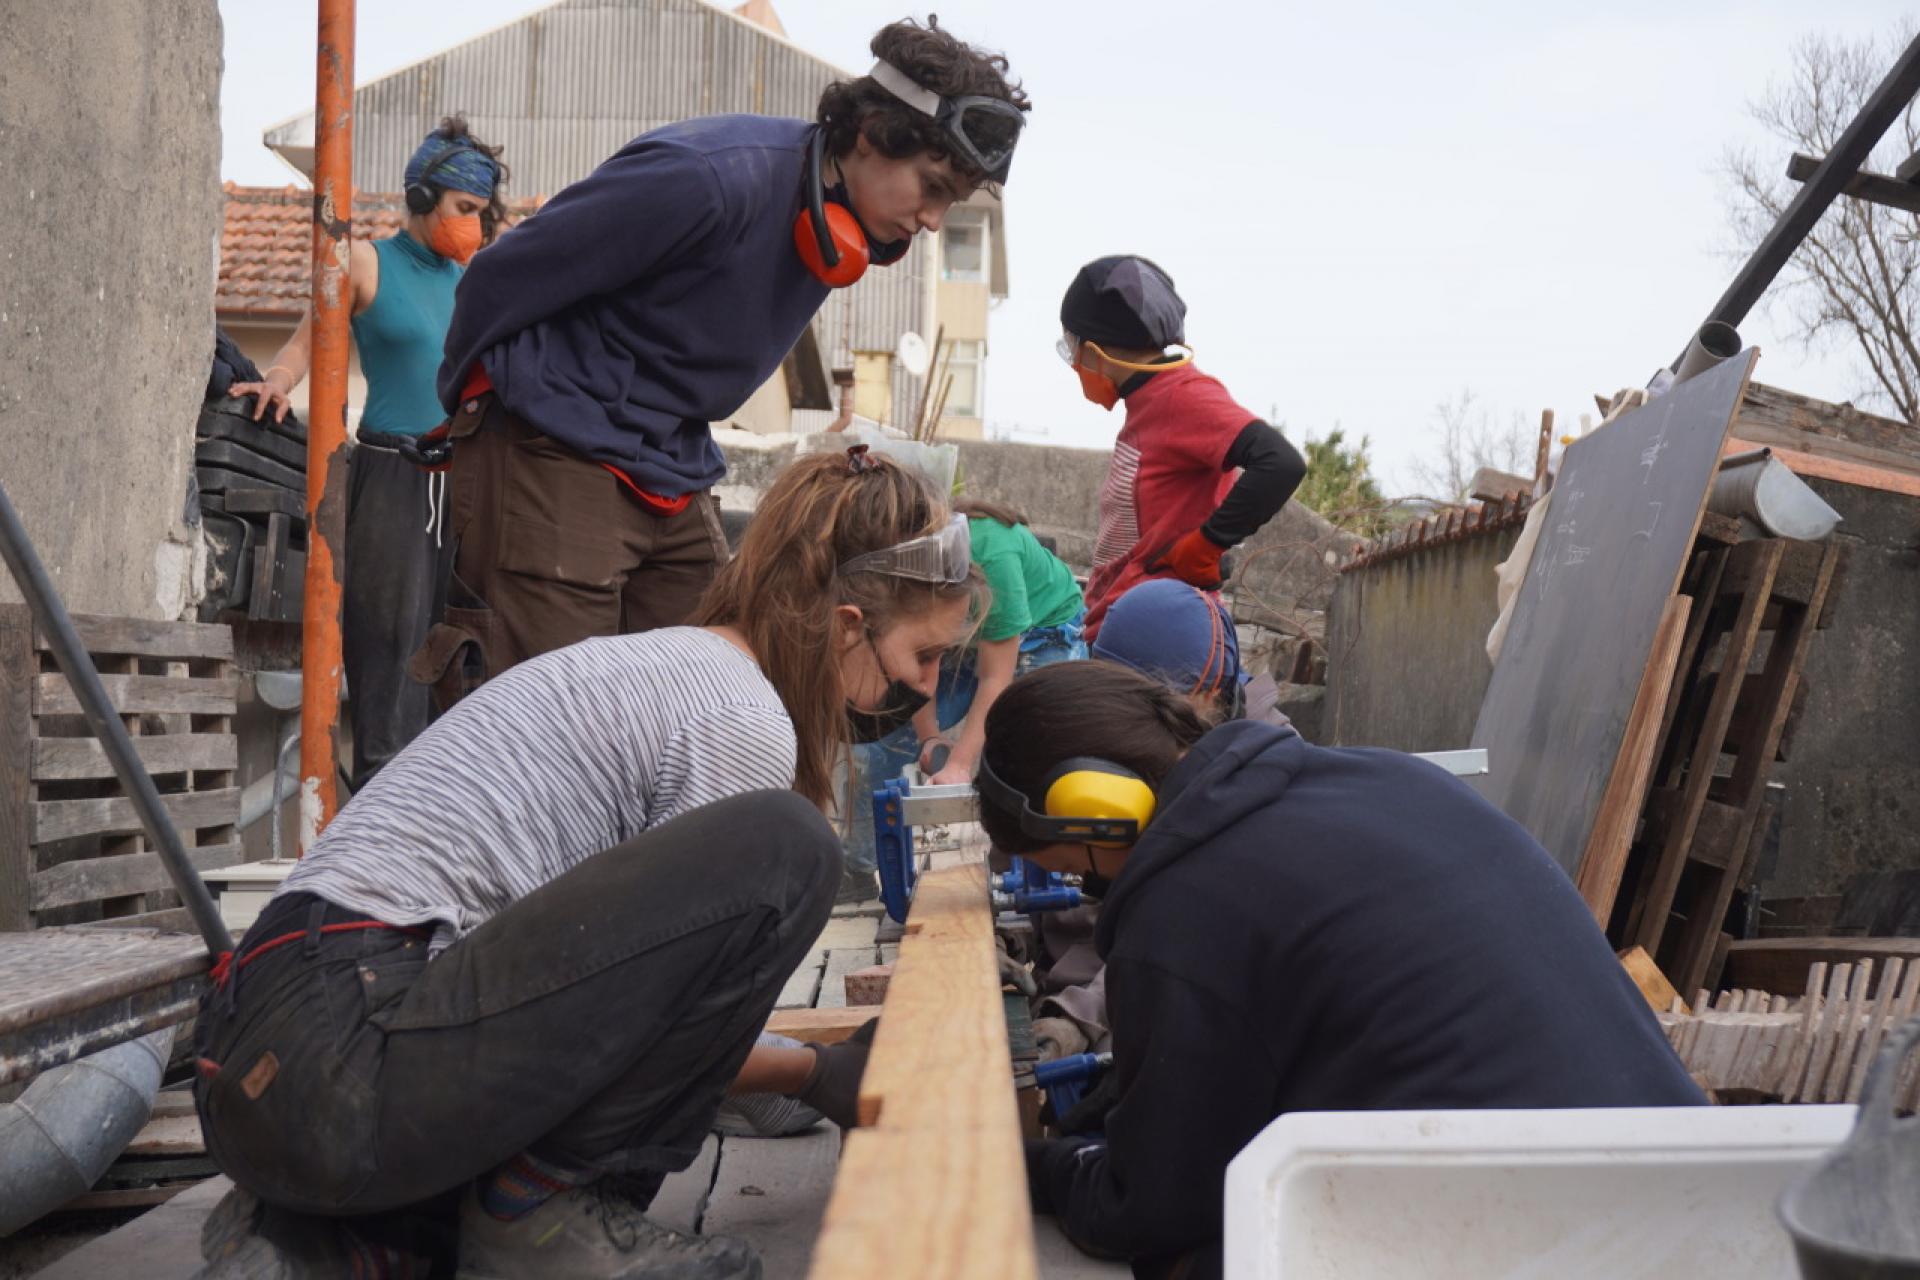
[0,479,232,956]
[300,0,356,853]
[1681,30,1920,365]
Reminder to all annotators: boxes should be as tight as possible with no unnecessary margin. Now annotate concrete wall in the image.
[1322,527,1521,751]
[1765,479,1920,900]
[0,0,223,620]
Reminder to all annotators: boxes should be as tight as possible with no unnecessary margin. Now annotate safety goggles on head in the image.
[869,59,1025,184]
[1056,333,1195,374]
[838,513,972,585]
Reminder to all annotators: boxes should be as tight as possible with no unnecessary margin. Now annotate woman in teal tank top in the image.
[230,116,510,788]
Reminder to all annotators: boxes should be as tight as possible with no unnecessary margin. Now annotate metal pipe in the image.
[300,0,356,853]
[1672,320,1743,385]
[0,480,232,957]
[1680,30,1920,364]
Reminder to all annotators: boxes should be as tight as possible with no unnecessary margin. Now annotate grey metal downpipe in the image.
[1673,320,1744,385]
[0,1028,174,1235]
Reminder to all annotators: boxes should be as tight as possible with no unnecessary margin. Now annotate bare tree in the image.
[1723,24,1920,423]
[1405,389,1534,504]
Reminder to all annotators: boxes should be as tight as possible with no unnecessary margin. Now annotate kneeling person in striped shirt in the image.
[192,448,978,1279]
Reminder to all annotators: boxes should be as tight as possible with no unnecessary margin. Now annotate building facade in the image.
[258,0,1007,439]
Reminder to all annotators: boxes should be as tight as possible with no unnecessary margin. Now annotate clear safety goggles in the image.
[870,60,1025,184]
[1057,332,1195,374]
[838,513,972,585]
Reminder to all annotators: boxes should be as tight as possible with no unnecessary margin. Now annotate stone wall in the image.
[715,433,1359,622]
[0,0,223,619]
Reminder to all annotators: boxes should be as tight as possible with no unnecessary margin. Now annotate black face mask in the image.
[1080,848,1115,901]
[827,179,910,266]
[846,634,930,744]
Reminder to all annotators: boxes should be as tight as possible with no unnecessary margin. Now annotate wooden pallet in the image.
[1620,534,1843,993]
[0,606,240,933]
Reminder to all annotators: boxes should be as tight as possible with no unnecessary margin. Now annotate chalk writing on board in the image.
[1639,428,1670,481]
[1634,499,1663,543]
[1562,545,1592,567]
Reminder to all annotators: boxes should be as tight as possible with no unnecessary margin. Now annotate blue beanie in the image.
[404,132,499,200]
[1091,579,1244,699]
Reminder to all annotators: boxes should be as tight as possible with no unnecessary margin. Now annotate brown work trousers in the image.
[409,395,728,711]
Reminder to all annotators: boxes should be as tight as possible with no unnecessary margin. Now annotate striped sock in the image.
[479,1150,599,1222]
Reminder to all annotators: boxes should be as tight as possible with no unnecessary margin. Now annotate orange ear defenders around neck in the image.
[794,128,871,288]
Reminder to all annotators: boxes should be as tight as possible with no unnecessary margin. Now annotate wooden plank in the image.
[31,733,237,782]
[32,843,244,912]
[810,1129,1037,1280]
[0,929,210,1030]
[1821,961,1874,1103]
[0,604,33,930]
[765,1008,873,1045]
[1576,595,1690,925]
[1630,540,1783,957]
[705,1128,842,1279]
[31,786,241,845]
[808,857,1036,1280]
[125,1111,206,1158]
[1736,381,1918,461]
[1470,353,1758,876]
[1618,946,1686,1015]
[27,612,234,662]
[819,947,879,1009]
[649,1134,720,1234]
[1730,438,1920,498]
[33,672,236,718]
[1724,938,1920,998]
[1797,964,1851,1104]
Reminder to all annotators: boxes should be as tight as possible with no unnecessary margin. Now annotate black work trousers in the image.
[194,790,840,1217]
[344,435,455,789]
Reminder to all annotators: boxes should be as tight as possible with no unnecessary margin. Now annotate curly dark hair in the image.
[815,15,1029,189]
[426,114,512,245]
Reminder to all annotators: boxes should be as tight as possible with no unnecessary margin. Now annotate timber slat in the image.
[32,843,243,911]
[31,733,237,782]
[32,786,240,844]
[33,672,237,717]
[27,610,234,662]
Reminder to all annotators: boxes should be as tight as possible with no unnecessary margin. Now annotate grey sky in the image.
[219,0,1914,491]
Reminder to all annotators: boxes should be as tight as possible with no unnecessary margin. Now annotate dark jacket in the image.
[437,115,831,497]
[1028,720,1704,1276]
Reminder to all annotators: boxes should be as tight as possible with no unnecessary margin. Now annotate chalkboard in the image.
[1470,351,1758,876]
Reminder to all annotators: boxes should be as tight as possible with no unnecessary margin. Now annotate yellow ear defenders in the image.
[975,754,1157,847]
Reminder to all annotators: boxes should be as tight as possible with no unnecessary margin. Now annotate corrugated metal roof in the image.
[263,0,939,425]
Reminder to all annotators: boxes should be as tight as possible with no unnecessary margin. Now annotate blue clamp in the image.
[994,857,1082,913]
[1032,1051,1112,1125]
[874,776,917,924]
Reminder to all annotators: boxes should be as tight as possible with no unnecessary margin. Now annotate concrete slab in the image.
[1034,1217,1131,1277]
[702,1129,840,1278]
[650,1134,720,1234]
[32,1175,229,1280]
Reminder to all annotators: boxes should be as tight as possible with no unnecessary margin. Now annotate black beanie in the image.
[1059,255,1187,350]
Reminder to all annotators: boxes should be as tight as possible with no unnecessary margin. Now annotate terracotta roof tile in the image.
[216,181,539,321]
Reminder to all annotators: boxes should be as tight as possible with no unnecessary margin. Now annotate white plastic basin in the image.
[1223,1106,1857,1279]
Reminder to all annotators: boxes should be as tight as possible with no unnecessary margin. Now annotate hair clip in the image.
[847,444,877,474]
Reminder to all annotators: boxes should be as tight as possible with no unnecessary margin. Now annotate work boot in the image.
[195,1184,432,1279]
[456,1176,763,1279]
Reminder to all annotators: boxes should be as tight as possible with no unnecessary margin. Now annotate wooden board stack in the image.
[1659,958,1920,1107]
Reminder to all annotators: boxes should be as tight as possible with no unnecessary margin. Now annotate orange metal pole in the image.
[300,0,354,853]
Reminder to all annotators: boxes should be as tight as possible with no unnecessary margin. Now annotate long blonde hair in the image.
[693,451,978,806]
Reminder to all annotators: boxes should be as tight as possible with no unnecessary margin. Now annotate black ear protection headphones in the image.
[792,127,908,289]
[975,754,1157,848]
[405,144,481,217]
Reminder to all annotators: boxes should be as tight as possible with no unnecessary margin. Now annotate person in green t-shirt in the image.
[839,497,1085,900]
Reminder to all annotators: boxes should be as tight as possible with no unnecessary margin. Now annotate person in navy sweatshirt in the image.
[414,17,1029,705]
[975,660,1705,1279]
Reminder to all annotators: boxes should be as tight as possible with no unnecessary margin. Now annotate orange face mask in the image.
[428,214,483,265]
[1076,364,1119,411]
[1060,337,1195,411]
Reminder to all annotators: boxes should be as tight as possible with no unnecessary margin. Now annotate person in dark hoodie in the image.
[975,661,1705,1278]
[415,17,1028,703]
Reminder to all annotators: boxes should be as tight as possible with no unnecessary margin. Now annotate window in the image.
[941,211,987,283]
[944,340,984,418]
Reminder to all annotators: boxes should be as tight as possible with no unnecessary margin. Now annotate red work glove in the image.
[1146,527,1228,589]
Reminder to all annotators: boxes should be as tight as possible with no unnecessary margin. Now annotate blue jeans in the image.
[843,614,1087,875]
